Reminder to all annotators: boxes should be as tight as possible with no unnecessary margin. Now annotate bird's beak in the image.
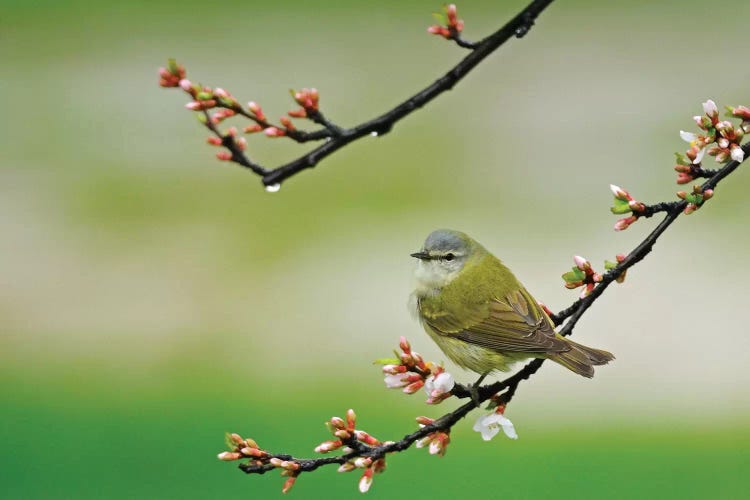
[410,251,431,260]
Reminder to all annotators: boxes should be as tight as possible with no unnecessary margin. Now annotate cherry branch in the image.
[159,1,556,190]
[216,100,748,493]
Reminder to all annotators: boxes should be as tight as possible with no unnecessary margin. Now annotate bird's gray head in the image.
[411,229,477,289]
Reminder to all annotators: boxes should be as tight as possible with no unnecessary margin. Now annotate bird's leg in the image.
[469,372,489,406]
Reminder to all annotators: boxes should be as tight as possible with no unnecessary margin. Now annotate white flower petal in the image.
[384,374,407,388]
[680,130,697,143]
[429,439,442,455]
[434,372,455,392]
[358,474,372,493]
[693,147,705,164]
[497,414,518,440]
[473,412,519,441]
[702,99,718,116]
[424,371,455,396]
[731,146,745,162]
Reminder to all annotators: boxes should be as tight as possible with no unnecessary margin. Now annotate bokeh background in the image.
[2,0,749,497]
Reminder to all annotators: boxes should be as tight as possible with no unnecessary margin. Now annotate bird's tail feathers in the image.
[549,339,615,378]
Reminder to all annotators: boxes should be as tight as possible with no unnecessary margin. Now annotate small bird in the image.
[411,229,613,380]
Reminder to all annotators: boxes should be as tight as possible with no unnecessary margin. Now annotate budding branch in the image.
[160,0,556,188]
[159,0,750,494]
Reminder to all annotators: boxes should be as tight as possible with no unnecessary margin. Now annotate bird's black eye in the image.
[444,253,455,261]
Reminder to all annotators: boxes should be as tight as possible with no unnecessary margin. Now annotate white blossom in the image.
[730,145,745,162]
[472,411,518,441]
[692,146,705,164]
[424,371,455,398]
[702,99,718,116]
[383,373,408,388]
[680,130,697,143]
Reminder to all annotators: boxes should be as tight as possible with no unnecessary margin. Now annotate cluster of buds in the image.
[157,59,185,88]
[217,433,301,493]
[337,456,386,493]
[378,336,455,404]
[728,105,750,133]
[289,88,320,117]
[159,60,333,166]
[428,4,464,39]
[414,416,451,457]
[709,119,745,163]
[604,253,628,284]
[218,433,302,493]
[562,256,603,298]
[317,410,388,493]
[673,153,705,185]
[677,185,713,215]
[609,184,645,231]
[218,432,269,462]
[677,100,747,183]
[315,409,381,454]
[269,458,301,494]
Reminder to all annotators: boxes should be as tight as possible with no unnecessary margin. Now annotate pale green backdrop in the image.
[1,0,748,498]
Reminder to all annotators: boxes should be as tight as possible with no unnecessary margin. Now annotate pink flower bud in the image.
[264,127,285,137]
[179,79,196,95]
[282,476,297,494]
[355,430,380,446]
[731,105,750,120]
[329,416,346,429]
[609,184,631,200]
[614,215,637,232]
[207,136,222,146]
[358,468,374,493]
[346,409,357,429]
[415,416,435,426]
[314,439,343,453]
[702,99,718,118]
[217,451,241,461]
[403,380,425,394]
[399,336,411,353]
[280,116,295,130]
[676,172,693,184]
[573,255,589,271]
[288,108,307,118]
[216,151,232,161]
[241,447,267,458]
[334,429,351,440]
[243,124,263,134]
[353,457,372,469]
[382,364,407,375]
[247,101,266,121]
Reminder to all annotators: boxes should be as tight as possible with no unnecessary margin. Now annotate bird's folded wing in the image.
[421,288,568,354]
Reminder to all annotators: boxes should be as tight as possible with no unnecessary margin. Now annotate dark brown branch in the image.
[232,141,748,482]
[181,0,554,186]
[476,141,750,405]
[262,0,555,186]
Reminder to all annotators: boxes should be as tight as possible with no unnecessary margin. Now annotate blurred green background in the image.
[2,0,749,498]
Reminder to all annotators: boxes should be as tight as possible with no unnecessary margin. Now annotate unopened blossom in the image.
[358,467,374,493]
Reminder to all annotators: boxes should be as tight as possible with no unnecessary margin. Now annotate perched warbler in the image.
[411,229,613,379]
